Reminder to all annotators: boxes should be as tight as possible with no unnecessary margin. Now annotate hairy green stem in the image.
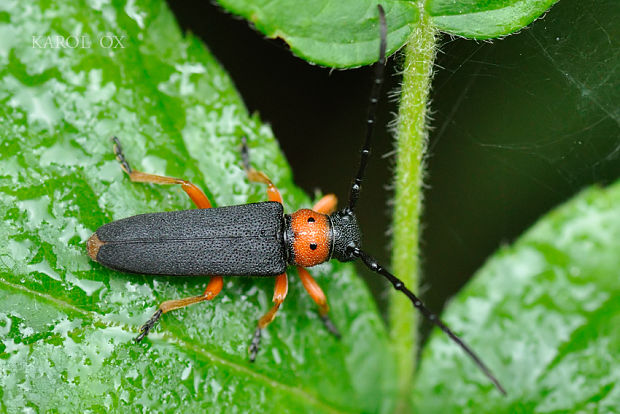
[389,10,438,412]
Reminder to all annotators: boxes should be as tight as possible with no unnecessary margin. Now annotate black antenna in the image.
[348,4,387,212]
[345,4,506,395]
[351,247,507,395]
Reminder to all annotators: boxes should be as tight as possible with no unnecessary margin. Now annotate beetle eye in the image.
[307,217,315,223]
[309,243,317,250]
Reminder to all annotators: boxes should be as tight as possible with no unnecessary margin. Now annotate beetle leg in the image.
[135,276,224,342]
[312,194,338,215]
[297,266,340,338]
[240,137,283,204]
[112,136,212,209]
[114,135,220,342]
[249,272,288,361]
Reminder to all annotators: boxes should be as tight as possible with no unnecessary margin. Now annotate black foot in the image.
[240,136,251,171]
[321,314,341,339]
[248,327,262,362]
[135,309,163,343]
[112,136,133,174]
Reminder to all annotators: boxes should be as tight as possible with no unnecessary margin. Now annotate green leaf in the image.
[215,0,419,68]
[426,0,560,38]
[213,0,561,67]
[0,1,397,412]
[413,180,620,412]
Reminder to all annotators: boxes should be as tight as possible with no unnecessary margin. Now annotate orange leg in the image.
[113,136,212,209]
[312,194,338,215]
[241,137,288,361]
[241,137,283,204]
[114,137,224,342]
[297,266,340,338]
[249,272,288,361]
[135,276,224,342]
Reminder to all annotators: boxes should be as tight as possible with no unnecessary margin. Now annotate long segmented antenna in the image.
[351,247,507,395]
[345,4,506,395]
[348,4,387,212]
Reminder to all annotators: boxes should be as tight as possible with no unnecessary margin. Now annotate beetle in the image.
[87,5,505,394]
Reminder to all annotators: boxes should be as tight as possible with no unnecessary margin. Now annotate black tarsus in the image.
[348,5,387,212]
[112,136,133,175]
[350,246,507,395]
[240,136,251,172]
[249,327,262,362]
[135,309,163,343]
[321,314,342,339]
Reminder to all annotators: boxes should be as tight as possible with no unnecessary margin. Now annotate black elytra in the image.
[93,202,288,276]
[87,4,506,395]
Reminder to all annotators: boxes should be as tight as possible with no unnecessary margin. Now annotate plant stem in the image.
[389,8,438,412]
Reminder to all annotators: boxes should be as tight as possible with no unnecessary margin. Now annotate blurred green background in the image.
[168,0,619,327]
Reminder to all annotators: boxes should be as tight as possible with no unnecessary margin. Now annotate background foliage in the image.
[0,1,395,412]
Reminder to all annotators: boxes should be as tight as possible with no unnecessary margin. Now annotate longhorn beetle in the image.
[87,5,505,394]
